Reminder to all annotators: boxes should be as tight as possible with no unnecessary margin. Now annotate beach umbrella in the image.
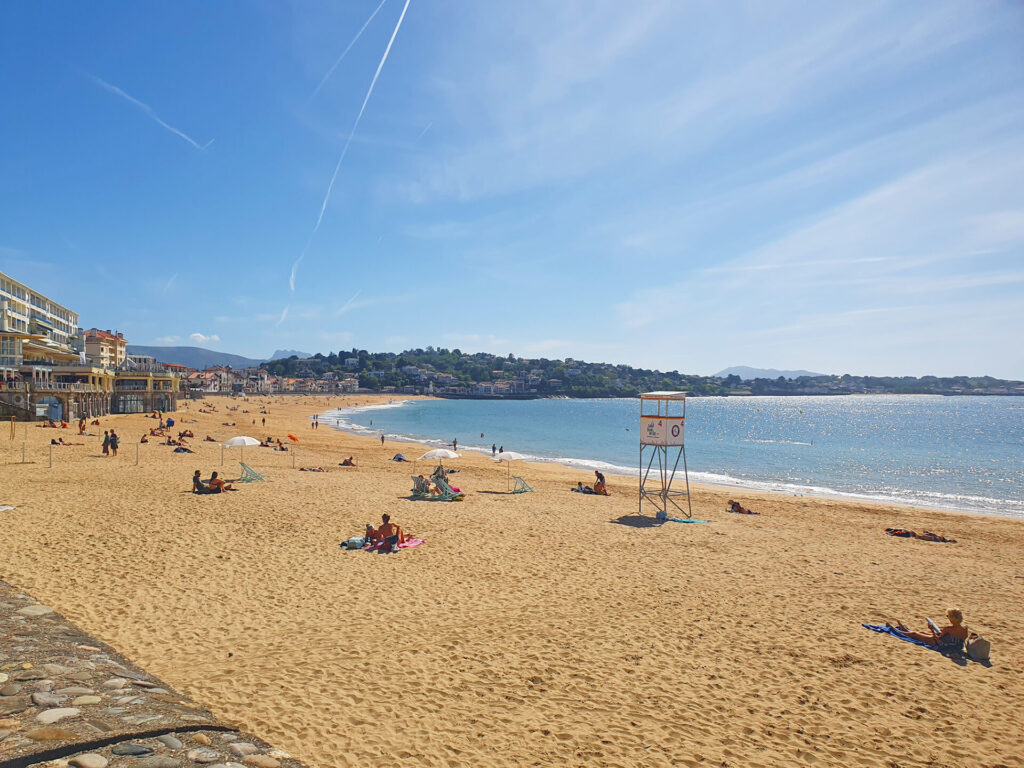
[495,451,528,491]
[415,448,460,474]
[223,435,260,463]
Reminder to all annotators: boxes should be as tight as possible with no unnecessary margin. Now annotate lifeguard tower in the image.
[639,391,692,520]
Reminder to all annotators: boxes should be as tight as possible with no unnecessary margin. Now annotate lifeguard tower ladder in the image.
[639,391,692,520]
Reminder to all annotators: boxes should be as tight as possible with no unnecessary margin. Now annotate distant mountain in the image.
[127,345,265,370]
[715,365,827,380]
[269,349,311,360]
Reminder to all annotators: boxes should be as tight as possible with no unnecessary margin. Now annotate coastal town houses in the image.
[0,270,179,420]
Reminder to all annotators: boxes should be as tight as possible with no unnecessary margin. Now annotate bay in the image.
[324,395,1024,519]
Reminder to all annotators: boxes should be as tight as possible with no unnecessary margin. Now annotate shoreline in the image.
[321,398,1024,523]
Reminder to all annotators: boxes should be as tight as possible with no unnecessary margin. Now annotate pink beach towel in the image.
[363,538,425,551]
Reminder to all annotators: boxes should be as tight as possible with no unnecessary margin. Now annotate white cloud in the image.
[155,335,181,344]
[189,332,220,345]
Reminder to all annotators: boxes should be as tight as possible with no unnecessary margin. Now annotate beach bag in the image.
[966,634,990,662]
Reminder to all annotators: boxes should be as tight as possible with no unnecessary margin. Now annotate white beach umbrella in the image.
[415,448,460,474]
[223,435,260,463]
[495,451,528,490]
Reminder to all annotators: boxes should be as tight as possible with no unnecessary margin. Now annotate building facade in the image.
[0,270,178,420]
[84,329,128,368]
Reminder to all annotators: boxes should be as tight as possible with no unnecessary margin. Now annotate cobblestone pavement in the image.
[0,580,309,768]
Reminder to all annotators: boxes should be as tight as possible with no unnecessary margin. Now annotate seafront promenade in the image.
[1,395,1022,767]
[0,579,307,768]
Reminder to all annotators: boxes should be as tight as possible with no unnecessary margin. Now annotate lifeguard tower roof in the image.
[640,391,688,399]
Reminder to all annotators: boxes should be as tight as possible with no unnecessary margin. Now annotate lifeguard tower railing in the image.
[639,391,692,520]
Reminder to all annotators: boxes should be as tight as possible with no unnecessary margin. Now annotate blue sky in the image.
[2,1,1023,377]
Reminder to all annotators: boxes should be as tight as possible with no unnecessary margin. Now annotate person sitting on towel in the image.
[340,457,356,466]
[207,471,233,493]
[192,470,212,494]
[888,609,968,651]
[365,523,383,546]
[377,513,405,551]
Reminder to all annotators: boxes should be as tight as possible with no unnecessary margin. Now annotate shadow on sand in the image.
[609,514,665,529]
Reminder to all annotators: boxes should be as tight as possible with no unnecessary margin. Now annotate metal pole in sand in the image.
[135,442,139,467]
[22,442,26,464]
[49,443,52,468]
[292,450,296,469]
[221,444,224,467]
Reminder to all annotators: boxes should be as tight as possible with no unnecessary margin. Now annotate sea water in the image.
[323,396,1024,518]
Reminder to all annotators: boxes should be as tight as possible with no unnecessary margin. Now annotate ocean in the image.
[323,396,1024,519]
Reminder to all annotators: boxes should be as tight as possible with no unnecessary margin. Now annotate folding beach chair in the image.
[432,477,465,501]
[512,476,534,494]
[411,475,432,498]
[238,462,265,483]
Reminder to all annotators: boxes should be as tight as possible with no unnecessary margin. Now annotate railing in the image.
[0,381,26,391]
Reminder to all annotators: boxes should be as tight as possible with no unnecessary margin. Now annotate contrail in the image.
[89,75,213,150]
[308,0,389,104]
[276,306,289,327]
[290,0,412,291]
[336,290,363,315]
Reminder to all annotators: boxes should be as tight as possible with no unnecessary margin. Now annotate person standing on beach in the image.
[453,437,457,452]
[492,443,497,457]
[109,430,119,456]
[381,433,385,446]
[261,417,265,427]
[102,430,110,456]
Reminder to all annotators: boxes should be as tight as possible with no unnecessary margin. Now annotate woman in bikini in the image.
[889,609,968,651]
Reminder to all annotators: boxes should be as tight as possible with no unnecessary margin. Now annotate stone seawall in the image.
[0,580,310,768]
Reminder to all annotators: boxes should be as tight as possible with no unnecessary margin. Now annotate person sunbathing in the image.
[140,435,149,443]
[204,435,216,442]
[917,530,957,543]
[340,457,356,466]
[377,514,406,551]
[365,523,383,546]
[192,470,212,494]
[207,471,233,493]
[885,527,917,538]
[728,500,758,515]
[299,466,327,472]
[888,609,969,651]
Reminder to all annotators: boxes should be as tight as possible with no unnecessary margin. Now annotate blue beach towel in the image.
[668,517,710,524]
[862,624,965,656]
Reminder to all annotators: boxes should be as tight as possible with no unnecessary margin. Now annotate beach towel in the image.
[862,624,967,657]
[0,505,13,512]
[362,538,425,552]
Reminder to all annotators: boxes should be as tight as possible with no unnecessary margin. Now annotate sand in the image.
[1,395,1022,768]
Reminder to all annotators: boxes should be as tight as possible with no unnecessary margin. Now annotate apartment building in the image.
[84,329,129,368]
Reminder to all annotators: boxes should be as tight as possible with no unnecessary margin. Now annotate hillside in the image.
[127,345,264,369]
[715,365,827,380]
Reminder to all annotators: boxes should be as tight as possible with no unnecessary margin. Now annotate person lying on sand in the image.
[204,435,216,442]
[299,466,327,472]
[728,500,759,515]
[339,457,356,467]
[207,471,234,493]
[885,528,956,542]
[887,609,969,651]
[140,435,148,443]
[917,530,957,543]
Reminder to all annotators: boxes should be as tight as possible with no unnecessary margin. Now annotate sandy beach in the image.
[1,395,1022,768]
